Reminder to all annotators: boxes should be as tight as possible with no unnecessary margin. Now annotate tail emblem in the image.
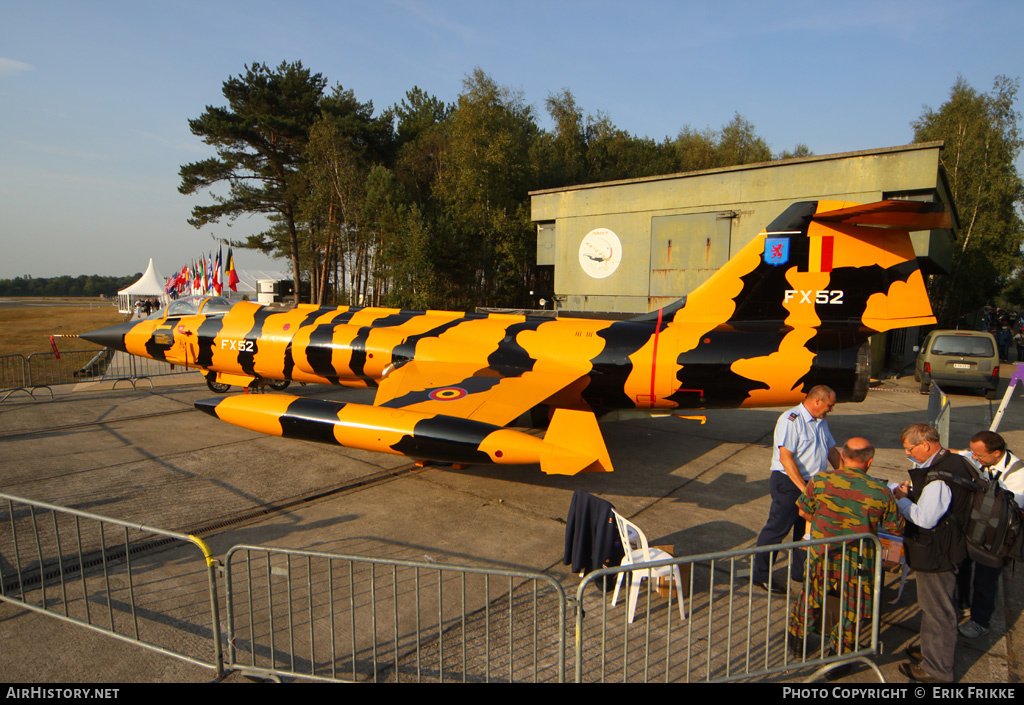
[763,236,790,266]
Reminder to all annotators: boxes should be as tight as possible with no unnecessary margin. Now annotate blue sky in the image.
[1,0,1022,280]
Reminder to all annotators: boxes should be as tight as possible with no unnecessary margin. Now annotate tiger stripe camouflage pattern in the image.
[82,200,944,474]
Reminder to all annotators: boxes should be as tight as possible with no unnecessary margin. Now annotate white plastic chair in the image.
[610,510,686,624]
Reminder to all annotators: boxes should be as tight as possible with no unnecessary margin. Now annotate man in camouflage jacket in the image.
[788,437,905,655]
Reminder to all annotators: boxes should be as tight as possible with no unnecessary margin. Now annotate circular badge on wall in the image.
[578,228,622,279]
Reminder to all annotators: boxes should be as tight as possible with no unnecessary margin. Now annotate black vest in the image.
[903,449,973,572]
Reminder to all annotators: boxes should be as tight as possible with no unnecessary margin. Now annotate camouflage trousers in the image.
[787,554,874,655]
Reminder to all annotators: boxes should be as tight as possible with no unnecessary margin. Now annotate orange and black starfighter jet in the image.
[82,200,944,475]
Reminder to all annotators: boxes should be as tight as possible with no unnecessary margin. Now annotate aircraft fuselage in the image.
[120,301,867,415]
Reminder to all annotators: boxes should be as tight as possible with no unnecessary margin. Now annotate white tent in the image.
[117,258,168,314]
[225,268,289,299]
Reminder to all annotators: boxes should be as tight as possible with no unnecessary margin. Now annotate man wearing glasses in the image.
[893,423,974,683]
[954,431,1024,640]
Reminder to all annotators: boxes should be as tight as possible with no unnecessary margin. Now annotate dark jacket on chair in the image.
[563,490,624,574]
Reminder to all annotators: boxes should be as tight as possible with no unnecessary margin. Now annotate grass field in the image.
[0,299,126,359]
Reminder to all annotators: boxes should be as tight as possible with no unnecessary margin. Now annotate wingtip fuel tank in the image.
[194,394,609,475]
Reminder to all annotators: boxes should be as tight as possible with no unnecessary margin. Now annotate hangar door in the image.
[650,213,734,299]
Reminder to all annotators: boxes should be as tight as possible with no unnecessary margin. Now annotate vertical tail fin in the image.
[673,200,941,331]
[664,200,942,407]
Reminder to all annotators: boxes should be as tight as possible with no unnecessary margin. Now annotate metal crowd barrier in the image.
[222,545,568,683]
[0,492,224,677]
[27,349,114,387]
[0,487,891,684]
[96,350,189,389]
[0,354,30,401]
[574,534,886,683]
[0,349,193,397]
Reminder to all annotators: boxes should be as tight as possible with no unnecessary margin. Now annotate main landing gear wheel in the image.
[268,380,291,391]
[205,375,231,393]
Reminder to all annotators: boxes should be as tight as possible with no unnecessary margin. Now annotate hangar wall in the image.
[530,142,954,315]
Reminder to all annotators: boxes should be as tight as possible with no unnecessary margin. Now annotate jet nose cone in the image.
[79,320,138,352]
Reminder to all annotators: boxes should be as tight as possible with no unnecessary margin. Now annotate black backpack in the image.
[928,457,1024,568]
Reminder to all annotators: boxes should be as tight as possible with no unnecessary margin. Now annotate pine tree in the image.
[179,61,328,304]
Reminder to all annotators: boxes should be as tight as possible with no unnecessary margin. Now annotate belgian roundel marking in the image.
[429,387,468,401]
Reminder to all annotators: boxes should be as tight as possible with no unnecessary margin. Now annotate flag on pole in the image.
[213,247,223,295]
[226,248,239,292]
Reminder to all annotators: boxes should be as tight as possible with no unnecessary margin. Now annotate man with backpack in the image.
[893,423,974,683]
[954,431,1024,639]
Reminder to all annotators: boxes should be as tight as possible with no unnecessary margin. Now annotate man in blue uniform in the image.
[751,385,841,592]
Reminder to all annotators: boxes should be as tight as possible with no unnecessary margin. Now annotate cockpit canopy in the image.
[155,296,235,319]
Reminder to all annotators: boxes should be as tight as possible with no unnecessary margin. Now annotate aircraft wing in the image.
[373,360,588,427]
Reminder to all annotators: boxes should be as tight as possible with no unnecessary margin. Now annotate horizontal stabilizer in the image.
[812,200,950,231]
